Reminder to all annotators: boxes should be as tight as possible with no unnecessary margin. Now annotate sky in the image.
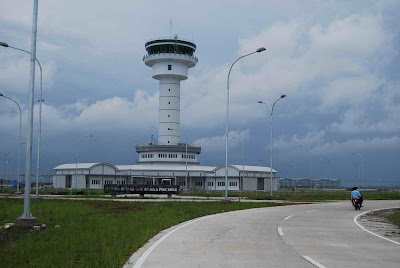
[0,0,399,187]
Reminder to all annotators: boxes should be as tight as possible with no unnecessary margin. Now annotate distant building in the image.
[52,36,279,192]
[278,177,341,189]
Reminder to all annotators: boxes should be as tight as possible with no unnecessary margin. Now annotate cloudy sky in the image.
[0,0,399,186]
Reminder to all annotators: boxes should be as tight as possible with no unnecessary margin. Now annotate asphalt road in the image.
[126,200,400,268]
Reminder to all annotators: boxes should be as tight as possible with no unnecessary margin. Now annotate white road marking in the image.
[303,256,327,268]
[306,210,317,213]
[132,214,216,268]
[353,207,400,246]
[278,227,284,236]
[284,215,293,220]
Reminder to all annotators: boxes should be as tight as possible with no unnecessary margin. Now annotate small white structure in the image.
[53,163,278,192]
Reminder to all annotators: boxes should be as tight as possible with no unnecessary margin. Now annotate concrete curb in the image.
[353,207,400,246]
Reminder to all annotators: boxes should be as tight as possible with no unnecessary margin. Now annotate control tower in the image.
[136,36,201,165]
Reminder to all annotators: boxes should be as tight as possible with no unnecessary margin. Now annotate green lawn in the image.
[387,209,400,227]
[0,198,284,268]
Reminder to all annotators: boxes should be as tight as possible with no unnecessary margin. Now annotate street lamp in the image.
[299,145,312,189]
[258,94,286,196]
[1,42,44,200]
[74,135,93,194]
[232,136,244,202]
[4,153,11,191]
[0,93,22,193]
[322,156,332,189]
[185,142,188,190]
[352,152,364,183]
[225,47,266,200]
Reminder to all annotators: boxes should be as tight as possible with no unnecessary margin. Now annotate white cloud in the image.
[0,51,57,93]
[192,129,251,152]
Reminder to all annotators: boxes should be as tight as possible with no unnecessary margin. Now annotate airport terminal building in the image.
[53,162,277,192]
[53,36,278,192]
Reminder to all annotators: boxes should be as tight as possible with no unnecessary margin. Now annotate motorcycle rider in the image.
[351,187,363,207]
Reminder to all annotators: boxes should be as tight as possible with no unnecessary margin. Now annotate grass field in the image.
[0,198,284,268]
[179,189,400,201]
[2,187,400,201]
[387,209,400,227]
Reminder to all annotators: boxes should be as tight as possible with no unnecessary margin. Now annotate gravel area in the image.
[358,208,400,243]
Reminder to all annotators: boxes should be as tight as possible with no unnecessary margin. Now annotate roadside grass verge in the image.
[387,209,400,227]
[178,190,400,201]
[0,198,284,268]
[0,188,105,196]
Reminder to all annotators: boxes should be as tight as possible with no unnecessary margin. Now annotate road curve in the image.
[126,200,400,268]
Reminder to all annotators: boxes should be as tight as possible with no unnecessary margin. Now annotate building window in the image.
[168,141,170,143]
[168,102,170,104]
[217,181,225,187]
[146,181,153,185]
[195,181,203,186]
[229,181,238,187]
[179,181,185,186]
[168,64,172,70]
[208,181,214,186]
[91,180,100,185]
[168,115,170,117]
[169,89,171,91]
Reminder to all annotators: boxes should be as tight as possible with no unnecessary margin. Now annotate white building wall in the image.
[72,175,86,189]
[139,152,197,164]
[52,175,65,188]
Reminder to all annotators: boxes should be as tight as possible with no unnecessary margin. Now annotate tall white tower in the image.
[143,37,197,145]
[136,36,201,165]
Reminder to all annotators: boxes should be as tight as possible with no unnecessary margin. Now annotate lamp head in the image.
[257,101,263,104]
[256,47,266,53]
[281,94,286,98]
[0,42,9,47]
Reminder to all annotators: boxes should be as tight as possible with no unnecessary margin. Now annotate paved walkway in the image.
[126,200,400,268]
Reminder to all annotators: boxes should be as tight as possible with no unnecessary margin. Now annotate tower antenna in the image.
[170,18,172,38]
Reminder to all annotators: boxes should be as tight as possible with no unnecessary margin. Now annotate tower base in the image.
[15,217,37,227]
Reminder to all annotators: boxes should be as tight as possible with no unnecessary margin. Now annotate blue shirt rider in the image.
[351,187,363,206]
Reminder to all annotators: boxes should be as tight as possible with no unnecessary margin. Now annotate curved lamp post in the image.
[322,156,332,189]
[299,145,312,189]
[232,136,244,201]
[352,152,364,183]
[0,93,22,193]
[225,47,266,200]
[4,153,11,191]
[258,94,286,196]
[73,135,92,194]
[1,41,44,200]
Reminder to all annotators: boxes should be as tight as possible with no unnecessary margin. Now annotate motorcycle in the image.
[352,198,362,210]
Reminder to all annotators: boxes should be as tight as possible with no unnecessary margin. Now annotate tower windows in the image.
[168,89,171,91]
[168,102,170,104]
[168,64,172,70]
[168,141,170,143]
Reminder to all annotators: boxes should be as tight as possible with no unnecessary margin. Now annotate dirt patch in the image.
[359,208,400,242]
[0,226,33,243]
[90,202,144,214]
